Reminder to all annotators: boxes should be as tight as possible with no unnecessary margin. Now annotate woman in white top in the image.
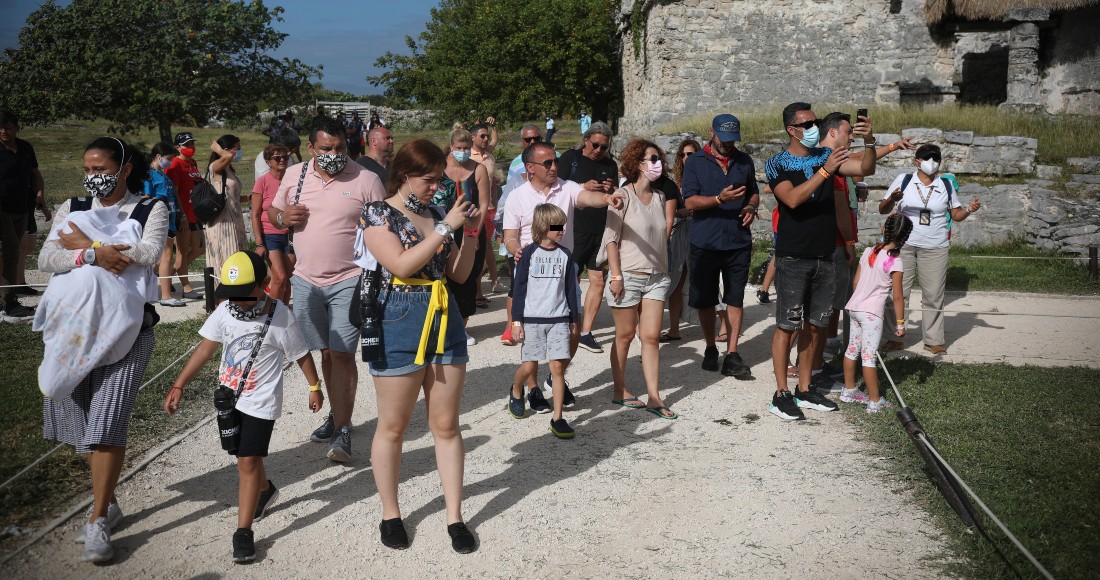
[603,139,676,419]
[878,144,980,354]
[206,135,248,276]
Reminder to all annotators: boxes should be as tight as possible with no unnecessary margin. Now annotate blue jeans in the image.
[369,288,469,377]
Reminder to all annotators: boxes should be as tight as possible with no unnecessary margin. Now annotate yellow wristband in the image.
[896,320,905,324]
[91,241,103,248]
[308,383,322,392]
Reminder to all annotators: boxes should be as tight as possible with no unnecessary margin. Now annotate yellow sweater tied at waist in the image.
[391,277,449,365]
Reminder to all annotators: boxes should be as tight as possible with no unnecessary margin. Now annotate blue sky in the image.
[0,0,438,94]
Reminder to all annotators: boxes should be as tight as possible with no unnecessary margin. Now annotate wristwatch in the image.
[434,221,455,238]
[83,247,97,265]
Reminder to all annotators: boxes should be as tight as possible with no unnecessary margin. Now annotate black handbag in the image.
[191,170,227,225]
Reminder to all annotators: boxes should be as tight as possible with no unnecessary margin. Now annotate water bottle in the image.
[213,385,241,453]
[361,319,381,363]
[359,268,383,363]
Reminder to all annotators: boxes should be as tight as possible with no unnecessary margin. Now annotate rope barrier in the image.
[904,307,1100,319]
[964,255,1080,260]
[875,350,1055,580]
[0,339,201,494]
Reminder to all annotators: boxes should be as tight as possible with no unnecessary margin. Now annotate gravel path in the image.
[5,279,1097,577]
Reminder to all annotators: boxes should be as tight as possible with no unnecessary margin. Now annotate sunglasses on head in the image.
[788,120,818,130]
[530,158,557,169]
[589,142,609,151]
[523,136,543,143]
[919,153,943,162]
[548,224,565,232]
[270,155,289,162]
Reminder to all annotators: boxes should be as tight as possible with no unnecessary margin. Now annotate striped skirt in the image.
[43,329,155,454]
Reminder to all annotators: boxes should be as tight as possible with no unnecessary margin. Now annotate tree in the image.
[0,0,319,143]
[370,0,621,125]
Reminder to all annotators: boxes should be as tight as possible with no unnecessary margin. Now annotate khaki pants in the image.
[899,245,949,347]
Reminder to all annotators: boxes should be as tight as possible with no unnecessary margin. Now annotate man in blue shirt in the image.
[578,111,592,134]
[682,114,760,377]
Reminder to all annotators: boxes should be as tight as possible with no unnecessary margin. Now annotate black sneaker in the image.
[447,522,477,554]
[821,356,845,380]
[507,387,525,419]
[232,528,255,563]
[3,300,34,319]
[792,388,839,412]
[701,345,720,371]
[254,480,279,520]
[527,387,551,414]
[380,518,409,549]
[310,412,334,442]
[720,352,751,377]
[14,285,39,296]
[545,374,575,407]
[550,417,575,439]
[769,390,805,421]
[578,332,603,353]
[810,371,843,395]
[756,290,770,304]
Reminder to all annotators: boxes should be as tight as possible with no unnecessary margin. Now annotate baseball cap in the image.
[215,251,268,299]
[712,114,741,142]
[174,132,195,146]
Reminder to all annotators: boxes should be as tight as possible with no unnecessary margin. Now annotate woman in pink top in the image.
[250,144,296,303]
[841,213,913,413]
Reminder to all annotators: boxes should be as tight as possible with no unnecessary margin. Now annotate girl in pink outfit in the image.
[841,213,913,413]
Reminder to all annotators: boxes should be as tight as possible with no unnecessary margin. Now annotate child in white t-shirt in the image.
[165,251,321,563]
[841,214,913,413]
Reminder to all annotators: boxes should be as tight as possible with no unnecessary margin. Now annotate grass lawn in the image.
[842,360,1100,579]
[0,318,218,554]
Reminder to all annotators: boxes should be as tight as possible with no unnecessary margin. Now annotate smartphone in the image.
[856,108,868,120]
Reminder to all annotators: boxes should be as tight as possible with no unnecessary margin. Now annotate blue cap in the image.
[712,114,741,142]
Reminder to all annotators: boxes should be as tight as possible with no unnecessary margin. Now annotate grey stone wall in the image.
[1029,158,1100,256]
[1041,6,1100,115]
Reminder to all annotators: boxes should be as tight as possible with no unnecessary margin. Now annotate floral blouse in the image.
[361,201,451,289]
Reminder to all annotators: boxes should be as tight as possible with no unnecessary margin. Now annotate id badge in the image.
[919,209,932,226]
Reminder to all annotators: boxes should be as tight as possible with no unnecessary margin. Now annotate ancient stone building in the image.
[617,0,1100,134]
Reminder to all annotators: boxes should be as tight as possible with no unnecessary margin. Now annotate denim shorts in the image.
[263,233,295,254]
[774,256,835,331]
[290,275,360,353]
[369,288,470,377]
[606,271,671,308]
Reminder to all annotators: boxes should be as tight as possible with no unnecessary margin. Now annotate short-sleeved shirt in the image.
[558,149,618,234]
[252,172,282,236]
[765,147,836,259]
[199,300,310,421]
[502,178,586,250]
[143,169,179,233]
[254,152,271,180]
[682,149,758,252]
[166,156,202,223]
[356,155,389,188]
[272,159,386,286]
[0,138,39,213]
[845,248,904,317]
[883,173,961,249]
[361,201,451,289]
[603,185,668,274]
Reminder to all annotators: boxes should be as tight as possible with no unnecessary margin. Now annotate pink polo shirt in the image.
[272,159,386,286]
[502,178,585,250]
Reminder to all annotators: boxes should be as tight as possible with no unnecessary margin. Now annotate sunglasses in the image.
[918,154,943,162]
[644,155,661,164]
[589,142,609,151]
[548,224,565,232]
[788,120,818,130]
[681,150,695,158]
[270,155,290,162]
[523,136,543,143]
[530,158,558,169]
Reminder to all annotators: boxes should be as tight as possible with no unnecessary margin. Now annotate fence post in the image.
[204,267,215,313]
[1090,246,1098,280]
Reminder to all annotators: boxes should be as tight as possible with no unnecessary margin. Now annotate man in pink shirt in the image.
[501,142,623,410]
[268,116,386,463]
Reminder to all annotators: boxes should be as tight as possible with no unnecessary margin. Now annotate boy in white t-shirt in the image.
[165,251,322,563]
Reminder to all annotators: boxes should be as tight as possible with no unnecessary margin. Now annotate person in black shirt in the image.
[763,102,877,422]
[357,126,394,186]
[0,110,44,319]
[557,122,617,354]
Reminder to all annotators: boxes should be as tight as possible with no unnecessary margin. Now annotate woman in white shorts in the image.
[603,139,676,419]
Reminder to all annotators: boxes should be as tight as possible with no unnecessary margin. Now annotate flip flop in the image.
[787,366,799,379]
[716,333,729,342]
[611,397,646,409]
[659,332,682,342]
[646,406,678,420]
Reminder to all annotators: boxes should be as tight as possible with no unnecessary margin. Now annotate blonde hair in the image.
[531,203,567,244]
[450,123,472,146]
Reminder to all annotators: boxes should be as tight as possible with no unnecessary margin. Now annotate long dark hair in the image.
[869,213,913,268]
[85,136,149,193]
[208,134,241,167]
[672,139,701,186]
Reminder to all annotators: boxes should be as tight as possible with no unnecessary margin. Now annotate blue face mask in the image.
[799,125,820,148]
[233,149,244,162]
[452,150,471,163]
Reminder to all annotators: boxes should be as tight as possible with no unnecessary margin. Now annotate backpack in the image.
[899,172,957,237]
[69,195,165,229]
[189,170,227,225]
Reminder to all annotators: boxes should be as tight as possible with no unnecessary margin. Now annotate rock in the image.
[901,128,943,144]
[1035,165,1063,179]
[944,130,974,145]
[1067,157,1100,174]
[1071,174,1100,185]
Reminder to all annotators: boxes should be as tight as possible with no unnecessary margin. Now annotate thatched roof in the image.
[924,0,1100,24]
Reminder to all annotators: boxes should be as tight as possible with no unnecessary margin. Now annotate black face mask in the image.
[226,296,268,321]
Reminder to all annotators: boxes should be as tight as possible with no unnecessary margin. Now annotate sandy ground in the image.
[5,276,1098,578]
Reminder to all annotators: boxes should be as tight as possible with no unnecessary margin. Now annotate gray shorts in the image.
[832,245,852,310]
[606,271,671,308]
[291,275,360,353]
[521,321,572,362]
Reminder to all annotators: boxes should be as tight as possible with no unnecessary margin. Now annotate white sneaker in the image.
[466,332,477,346]
[74,502,123,543]
[80,517,113,563]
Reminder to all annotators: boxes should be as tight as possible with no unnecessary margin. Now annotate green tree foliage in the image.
[0,0,319,143]
[370,0,621,124]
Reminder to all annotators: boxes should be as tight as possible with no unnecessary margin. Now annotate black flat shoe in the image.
[447,522,477,554]
[380,518,409,549]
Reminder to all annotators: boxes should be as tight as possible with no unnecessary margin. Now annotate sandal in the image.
[786,366,799,379]
[646,406,678,420]
[715,333,729,343]
[659,331,682,342]
[611,397,646,409]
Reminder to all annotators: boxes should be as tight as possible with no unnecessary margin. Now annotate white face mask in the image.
[920,158,940,176]
[642,160,663,181]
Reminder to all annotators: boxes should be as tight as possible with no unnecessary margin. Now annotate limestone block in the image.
[1071,174,1100,185]
[901,128,943,143]
[996,136,1032,147]
[971,136,998,147]
[1053,224,1100,239]
[945,131,974,144]
[1035,165,1063,179]
[1067,157,1100,174]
